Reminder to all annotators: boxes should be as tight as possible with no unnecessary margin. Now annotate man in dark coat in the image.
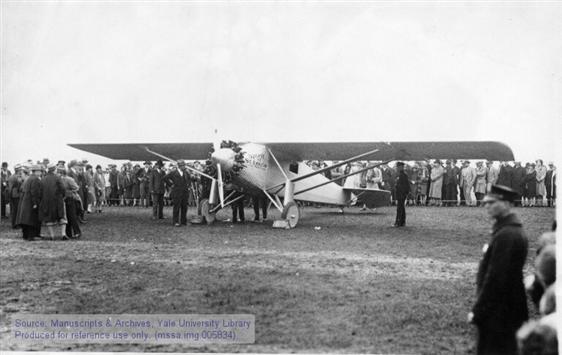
[164,160,191,226]
[545,163,556,207]
[149,160,166,220]
[443,160,459,206]
[469,184,528,355]
[511,162,526,206]
[40,164,67,239]
[16,165,43,240]
[393,162,410,227]
[496,162,513,188]
[7,164,23,228]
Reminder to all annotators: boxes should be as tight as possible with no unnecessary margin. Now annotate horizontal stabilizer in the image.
[344,188,391,209]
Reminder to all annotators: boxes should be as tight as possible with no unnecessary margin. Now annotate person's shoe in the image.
[174,223,180,227]
[159,217,166,219]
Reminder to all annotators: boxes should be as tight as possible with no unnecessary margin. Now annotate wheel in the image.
[200,198,216,225]
[281,201,300,228]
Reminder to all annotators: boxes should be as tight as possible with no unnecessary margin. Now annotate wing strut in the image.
[294,160,392,196]
[265,148,380,192]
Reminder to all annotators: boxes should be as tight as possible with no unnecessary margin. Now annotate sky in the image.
[2,2,561,167]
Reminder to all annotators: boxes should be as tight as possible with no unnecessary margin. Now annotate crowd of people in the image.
[309,159,557,208]
[0,158,557,238]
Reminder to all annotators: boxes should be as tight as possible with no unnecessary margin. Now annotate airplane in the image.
[69,141,514,228]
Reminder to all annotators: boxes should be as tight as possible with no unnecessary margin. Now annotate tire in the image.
[200,198,216,225]
[281,201,300,228]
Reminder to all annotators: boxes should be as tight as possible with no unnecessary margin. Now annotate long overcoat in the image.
[472,213,528,354]
[39,173,66,222]
[16,175,42,227]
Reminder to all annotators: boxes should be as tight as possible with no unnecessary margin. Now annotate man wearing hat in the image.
[443,160,459,207]
[7,164,23,228]
[468,184,529,355]
[140,161,153,208]
[393,162,409,227]
[15,164,44,240]
[163,160,192,226]
[460,161,476,206]
[485,161,499,194]
[150,160,166,220]
[474,161,488,206]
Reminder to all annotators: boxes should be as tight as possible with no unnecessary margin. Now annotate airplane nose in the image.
[211,148,236,171]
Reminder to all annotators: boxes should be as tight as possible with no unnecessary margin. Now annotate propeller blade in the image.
[217,162,225,208]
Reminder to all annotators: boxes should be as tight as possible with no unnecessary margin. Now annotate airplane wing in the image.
[69,141,514,162]
[263,141,514,161]
[68,143,213,161]
[343,188,391,209]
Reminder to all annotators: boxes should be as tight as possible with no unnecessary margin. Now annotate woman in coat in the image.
[39,164,67,239]
[85,165,96,213]
[428,160,444,205]
[416,162,429,206]
[59,168,82,238]
[16,165,43,240]
[93,165,106,212]
[525,163,537,207]
[535,160,547,206]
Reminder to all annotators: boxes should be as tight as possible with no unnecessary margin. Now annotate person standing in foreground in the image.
[164,160,191,226]
[149,160,166,220]
[16,165,43,240]
[468,184,529,355]
[393,162,409,227]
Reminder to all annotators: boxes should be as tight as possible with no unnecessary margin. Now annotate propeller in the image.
[217,161,224,208]
[206,130,246,208]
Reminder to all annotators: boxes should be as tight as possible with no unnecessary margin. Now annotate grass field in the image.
[0,204,556,354]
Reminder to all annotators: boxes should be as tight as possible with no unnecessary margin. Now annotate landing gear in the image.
[200,198,216,225]
[281,201,300,228]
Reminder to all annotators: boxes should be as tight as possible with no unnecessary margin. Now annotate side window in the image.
[289,162,299,174]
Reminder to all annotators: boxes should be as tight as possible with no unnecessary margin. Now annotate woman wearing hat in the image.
[535,160,547,207]
[93,165,106,213]
[16,164,44,240]
[39,164,67,239]
[428,160,444,206]
[524,163,537,207]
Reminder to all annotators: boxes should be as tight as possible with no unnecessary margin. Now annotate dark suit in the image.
[164,169,191,225]
[394,170,410,226]
[7,174,23,228]
[472,213,528,355]
[16,175,42,239]
[497,165,513,188]
[150,167,166,219]
[511,166,526,206]
[545,169,556,207]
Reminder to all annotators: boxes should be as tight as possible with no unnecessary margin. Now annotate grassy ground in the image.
[0,204,555,354]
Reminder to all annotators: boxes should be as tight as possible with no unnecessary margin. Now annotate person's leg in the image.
[10,198,19,228]
[172,198,180,225]
[180,195,188,225]
[252,196,259,220]
[238,201,245,222]
[261,196,267,219]
[398,197,406,226]
[152,193,158,219]
[158,194,164,218]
